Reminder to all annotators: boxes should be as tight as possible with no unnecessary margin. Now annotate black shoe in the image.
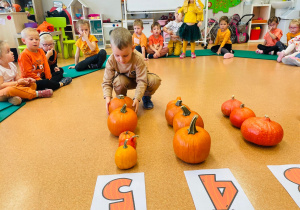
[60,77,72,86]
[142,96,153,109]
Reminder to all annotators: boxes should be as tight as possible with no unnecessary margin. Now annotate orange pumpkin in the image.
[221,95,242,117]
[109,95,134,114]
[241,115,284,146]
[119,131,136,143]
[173,115,211,164]
[166,96,182,109]
[230,104,256,128]
[165,100,190,126]
[119,135,139,149]
[115,139,137,169]
[107,104,138,136]
[173,106,204,132]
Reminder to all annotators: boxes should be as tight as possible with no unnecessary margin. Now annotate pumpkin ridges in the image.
[221,95,242,117]
[115,139,137,169]
[165,100,190,126]
[166,97,182,108]
[109,95,134,114]
[173,106,204,132]
[230,104,256,128]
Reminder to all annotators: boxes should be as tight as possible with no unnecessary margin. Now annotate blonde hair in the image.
[0,40,7,58]
[40,34,53,43]
[289,19,300,27]
[133,19,143,28]
[110,27,132,50]
[176,7,183,16]
[21,27,39,39]
[76,19,90,29]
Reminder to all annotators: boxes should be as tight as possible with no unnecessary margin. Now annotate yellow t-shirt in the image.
[286,32,300,44]
[75,34,99,58]
[214,29,232,48]
[178,3,203,23]
[132,33,147,48]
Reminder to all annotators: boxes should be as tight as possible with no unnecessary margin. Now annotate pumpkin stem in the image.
[181,106,191,116]
[125,131,129,134]
[265,115,269,118]
[131,135,139,139]
[188,115,199,135]
[240,104,245,108]
[231,95,235,100]
[264,115,271,121]
[120,104,127,113]
[123,139,128,149]
[175,100,182,107]
[117,95,125,99]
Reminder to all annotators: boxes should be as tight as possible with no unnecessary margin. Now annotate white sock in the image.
[36,91,39,97]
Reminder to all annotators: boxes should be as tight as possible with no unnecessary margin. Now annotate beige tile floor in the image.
[0,43,299,209]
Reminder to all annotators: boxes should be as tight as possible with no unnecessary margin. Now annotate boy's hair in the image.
[219,16,229,24]
[289,19,300,27]
[133,19,143,28]
[110,27,132,50]
[21,27,39,39]
[0,40,7,58]
[268,16,281,24]
[40,34,53,43]
[151,22,161,30]
[176,7,183,16]
[76,19,90,29]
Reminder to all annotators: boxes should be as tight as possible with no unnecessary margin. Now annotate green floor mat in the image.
[0,102,13,111]
[0,102,26,122]
[168,49,215,58]
[62,55,109,78]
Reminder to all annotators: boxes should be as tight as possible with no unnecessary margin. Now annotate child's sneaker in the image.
[290,57,300,66]
[38,89,53,98]
[180,53,186,59]
[224,53,234,59]
[8,96,22,105]
[268,51,274,55]
[191,53,196,59]
[256,49,263,54]
[60,77,72,86]
[142,96,153,110]
[277,51,285,62]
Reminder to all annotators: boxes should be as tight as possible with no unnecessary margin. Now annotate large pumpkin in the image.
[115,139,137,169]
[166,96,182,109]
[173,106,204,132]
[230,104,256,128]
[173,115,211,164]
[241,115,284,146]
[107,104,138,136]
[119,135,139,149]
[221,95,242,117]
[109,95,134,114]
[165,100,190,126]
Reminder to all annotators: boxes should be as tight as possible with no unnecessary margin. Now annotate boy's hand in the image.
[217,49,221,55]
[144,57,148,61]
[54,67,60,72]
[197,21,203,27]
[105,97,111,115]
[46,49,53,57]
[68,66,75,69]
[17,78,29,85]
[26,78,36,83]
[167,30,173,35]
[132,98,139,113]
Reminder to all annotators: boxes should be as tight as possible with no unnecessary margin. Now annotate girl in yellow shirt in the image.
[178,0,203,59]
[211,16,234,59]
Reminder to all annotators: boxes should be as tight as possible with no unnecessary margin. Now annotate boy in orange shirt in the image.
[69,20,107,71]
[132,19,148,61]
[146,22,169,59]
[18,28,62,91]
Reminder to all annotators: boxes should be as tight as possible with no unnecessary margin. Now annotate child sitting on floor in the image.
[163,7,183,56]
[211,16,234,59]
[102,27,161,113]
[146,22,169,59]
[69,19,107,71]
[18,28,68,91]
[280,35,300,66]
[277,19,300,62]
[39,32,72,86]
[132,19,148,60]
[256,16,283,55]
[0,40,52,105]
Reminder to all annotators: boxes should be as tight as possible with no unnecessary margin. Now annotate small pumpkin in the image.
[166,96,182,109]
[115,139,137,169]
[173,106,204,132]
[230,104,256,128]
[165,100,190,126]
[221,95,242,117]
[119,135,139,149]
[173,115,211,164]
[241,115,284,146]
[109,95,134,114]
[107,104,138,136]
[119,131,136,143]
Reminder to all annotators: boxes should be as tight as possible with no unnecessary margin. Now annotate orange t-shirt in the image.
[132,33,147,48]
[264,28,283,46]
[148,34,164,46]
[75,34,99,58]
[18,48,52,80]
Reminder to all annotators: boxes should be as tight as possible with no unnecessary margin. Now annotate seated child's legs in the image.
[174,41,182,56]
[50,67,64,83]
[113,74,136,96]
[168,41,174,55]
[36,79,60,91]
[0,84,37,100]
[159,47,169,57]
[75,49,107,71]
[135,46,142,54]
[211,45,220,53]
[276,41,287,52]
[97,49,107,68]
[144,73,161,96]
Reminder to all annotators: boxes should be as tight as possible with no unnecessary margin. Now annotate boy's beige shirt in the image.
[102,50,148,101]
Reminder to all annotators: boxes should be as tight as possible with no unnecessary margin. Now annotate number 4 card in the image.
[184,168,254,210]
[91,172,147,210]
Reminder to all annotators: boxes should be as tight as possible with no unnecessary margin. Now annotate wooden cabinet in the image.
[244,4,271,43]
[11,0,44,24]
